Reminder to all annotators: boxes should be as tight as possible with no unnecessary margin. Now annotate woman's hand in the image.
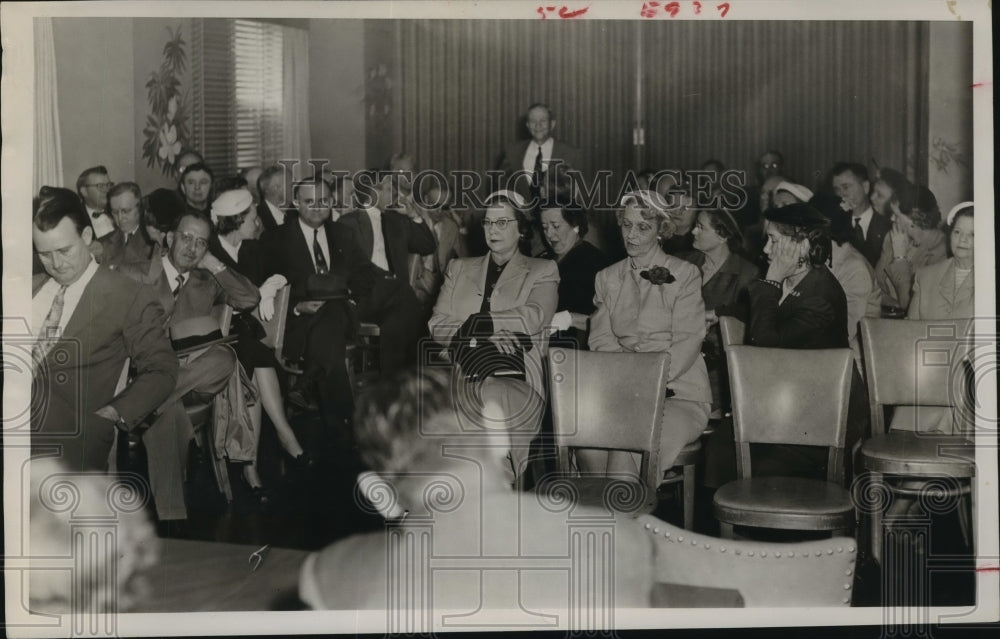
[488,329,523,356]
[765,235,804,282]
[705,310,719,329]
[890,222,909,259]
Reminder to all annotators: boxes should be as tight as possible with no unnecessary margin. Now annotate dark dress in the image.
[208,236,280,374]
[745,267,868,485]
[661,231,694,257]
[539,241,610,349]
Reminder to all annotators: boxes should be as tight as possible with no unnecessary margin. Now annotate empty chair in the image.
[857,318,975,565]
[639,514,858,607]
[713,345,855,538]
[546,348,671,516]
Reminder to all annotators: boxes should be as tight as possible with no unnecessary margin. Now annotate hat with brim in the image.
[773,181,814,204]
[485,190,527,211]
[763,202,830,230]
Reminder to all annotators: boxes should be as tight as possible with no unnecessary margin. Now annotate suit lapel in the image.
[61,268,107,339]
[354,209,375,258]
[464,255,489,296]
[938,260,958,306]
[494,251,529,296]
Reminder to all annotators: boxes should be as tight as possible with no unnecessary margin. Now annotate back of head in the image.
[142,188,187,233]
[34,186,90,234]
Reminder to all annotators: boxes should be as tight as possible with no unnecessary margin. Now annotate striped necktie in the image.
[32,285,68,372]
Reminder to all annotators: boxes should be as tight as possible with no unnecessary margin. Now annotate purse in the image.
[450,313,531,382]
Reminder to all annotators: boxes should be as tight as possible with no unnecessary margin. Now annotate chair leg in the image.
[682,463,695,530]
[718,522,734,539]
[869,471,884,567]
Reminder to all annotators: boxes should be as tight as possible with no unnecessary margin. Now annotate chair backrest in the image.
[726,345,853,481]
[718,316,745,350]
[210,303,234,337]
[256,285,290,354]
[639,514,857,607]
[548,348,670,482]
[860,318,971,435]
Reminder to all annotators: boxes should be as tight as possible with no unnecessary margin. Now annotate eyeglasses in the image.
[177,232,208,250]
[111,205,138,217]
[86,181,113,190]
[481,218,517,230]
[758,162,780,169]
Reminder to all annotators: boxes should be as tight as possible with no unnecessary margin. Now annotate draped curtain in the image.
[281,25,311,180]
[34,18,64,192]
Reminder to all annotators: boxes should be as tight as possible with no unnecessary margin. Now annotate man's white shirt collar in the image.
[522,137,555,174]
[853,206,874,236]
[266,199,286,227]
[161,254,184,291]
[32,257,99,339]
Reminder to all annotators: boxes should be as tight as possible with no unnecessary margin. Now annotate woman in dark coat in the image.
[538,198,610,348]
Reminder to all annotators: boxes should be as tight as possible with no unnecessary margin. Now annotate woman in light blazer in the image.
[586,190,711,478]
[908,203,974,321]
[430,190,559,483]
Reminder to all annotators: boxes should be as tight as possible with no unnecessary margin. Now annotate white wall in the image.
[926,21,973,213]
[308,19,367,174]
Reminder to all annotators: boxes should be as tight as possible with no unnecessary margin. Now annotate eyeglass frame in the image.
[176,232,209,250]
[481,218,518,230]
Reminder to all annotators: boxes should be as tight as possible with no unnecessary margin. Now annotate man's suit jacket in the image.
[31,268,178,435]
[850,211,891,267]
[746,266,849,350]
[337,208,436,280]
[257,198,292,232]
[119,252,260,327]
[98,228,156,269]
[430,251,559,398]
[497,139,583,199]
[908,257,974,320]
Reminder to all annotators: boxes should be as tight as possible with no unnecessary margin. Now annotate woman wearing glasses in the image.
[429,190,559,486]
[585,190,711,477]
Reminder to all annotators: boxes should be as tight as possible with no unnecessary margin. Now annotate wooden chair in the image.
[857,318,975,565]
[546,348,670,516]
[657,438,701,530]
[718,316,745,351]
[713,345,855,538]
[639,514,858,607]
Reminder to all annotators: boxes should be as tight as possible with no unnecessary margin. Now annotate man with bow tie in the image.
[75,165,115,239]
[31,187,177,473]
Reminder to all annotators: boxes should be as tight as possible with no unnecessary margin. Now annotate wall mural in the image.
[141,25,191,177]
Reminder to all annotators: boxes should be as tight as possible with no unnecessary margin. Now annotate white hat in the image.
[210,189,253,225]
[773,181,814,204]
[945,201,974,226]
[485,189,527,210]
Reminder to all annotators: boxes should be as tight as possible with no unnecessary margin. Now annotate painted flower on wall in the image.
[141,26,192,177]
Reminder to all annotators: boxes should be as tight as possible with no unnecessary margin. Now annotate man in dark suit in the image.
[256,164,294,231]
[120,210,260,520]
[831,162,890,267]
[75,165,116,239]
[31,188,178,472]
[99,182,156,269]
[178,162,214,215]
[257,176,423,426]
[496,103,583,203]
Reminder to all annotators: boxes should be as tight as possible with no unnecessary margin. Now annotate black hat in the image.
[764,201,831,230]
[143,188,186,230]
[808,195,851,241]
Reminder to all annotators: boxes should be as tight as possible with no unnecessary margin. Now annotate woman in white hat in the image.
[585,190,711,477]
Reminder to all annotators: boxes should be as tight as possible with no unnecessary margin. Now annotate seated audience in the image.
[874,184,947,315]
[908,202,974,320]
[31,188,177,473]
[746,203,866,482]
[298,367,656,611]
[238,166,263,206]
[539,197,611,349]
[119,210,259,521]
[99,182,157,268]
[771,181,813,208]
[257,164,294,230]
[811,196,882,375]
[660,187,697,256]
[142,188,187,250]
[586,190,710,479]
[174,149,204,175]
[868,167,911,218]
[682,208,759,416]
[76,165,115,239]
[178,162,214,214]
[429,190,559,483]
[408,181,462,317]
[741,174,785,266]
[208,189,311,498]
[831,162,890,267]
[497,102,582,202]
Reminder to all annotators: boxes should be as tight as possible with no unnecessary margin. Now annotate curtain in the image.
[34,18,63,192]
[281,26,311,180]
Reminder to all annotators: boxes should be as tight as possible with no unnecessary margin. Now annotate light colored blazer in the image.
[429,251,559,396]
[908,257,974,320]
[589,251,711,404]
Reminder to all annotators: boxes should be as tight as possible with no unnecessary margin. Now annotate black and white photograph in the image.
[1,0,996,635]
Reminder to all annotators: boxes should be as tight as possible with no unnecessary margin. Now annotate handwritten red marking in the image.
[558,5,590,18]
[976,565,1000,573]
[640,2,660,18]
[537,6,547,18]
[693,1,702,14]
[664,1,680,17]
[971,82,991,88]
[716,2,730,17]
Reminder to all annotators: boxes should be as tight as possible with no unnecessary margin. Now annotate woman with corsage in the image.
[429,190,559,484]
[585,190,711,478]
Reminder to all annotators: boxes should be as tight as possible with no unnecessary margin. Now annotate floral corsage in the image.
[640,265,676,285]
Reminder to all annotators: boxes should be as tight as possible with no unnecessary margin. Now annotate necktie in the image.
[532,144,544,189]
[32,285,68,372]
[313,229,329,274]
[852,216,865,242]
[173,274,185,298]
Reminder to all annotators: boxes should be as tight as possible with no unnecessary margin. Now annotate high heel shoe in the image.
[241,471,275,509]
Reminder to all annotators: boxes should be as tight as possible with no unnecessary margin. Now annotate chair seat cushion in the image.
[889,406,955,434]
[861,431,975,476]
[713,477,854,530]
[537,476,653,515]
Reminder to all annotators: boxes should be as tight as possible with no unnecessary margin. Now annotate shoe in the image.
[289,451,316,471]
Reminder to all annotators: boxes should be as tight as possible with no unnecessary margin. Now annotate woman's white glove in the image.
[549,310,573,334]
[257,274,288,322]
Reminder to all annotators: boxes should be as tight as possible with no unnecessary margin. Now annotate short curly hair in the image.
[616,195,678,239]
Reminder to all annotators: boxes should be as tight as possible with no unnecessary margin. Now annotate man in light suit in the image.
[99,182,156,269]
[31,188,178,472]
[120,210,260,520]
[497,103,583,203]
[832,162,891,267]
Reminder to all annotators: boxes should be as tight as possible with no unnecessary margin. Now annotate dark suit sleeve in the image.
[211,267,261,311]
[337,224,378,300]
[405,217,437,256]
[110,285,179,424]
[746,279,835,348]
